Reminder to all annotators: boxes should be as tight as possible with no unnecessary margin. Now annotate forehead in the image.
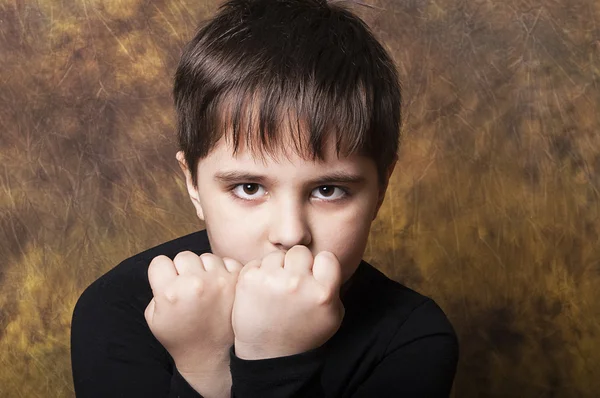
[199,135,375,179]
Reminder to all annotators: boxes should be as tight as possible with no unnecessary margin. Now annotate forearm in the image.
[173,351,233,398]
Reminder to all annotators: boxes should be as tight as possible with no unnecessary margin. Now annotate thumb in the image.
[238,259,261,282]
[339,302,346,321]
[312,251,342,292]
[144,298,156,327]
[222,257,244,274]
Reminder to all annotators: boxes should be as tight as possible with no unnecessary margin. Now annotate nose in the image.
[268,198,312,250]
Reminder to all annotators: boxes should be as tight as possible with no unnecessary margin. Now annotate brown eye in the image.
[318,186,334,197]
[231,183,266,200]
[242,184,259,195]
[311,185,346,201]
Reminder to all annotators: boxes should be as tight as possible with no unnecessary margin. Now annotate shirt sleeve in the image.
[229,344,327,397]
[229,299,458,398]
[70,275,205,398]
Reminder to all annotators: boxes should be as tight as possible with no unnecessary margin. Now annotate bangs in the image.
[207,76,373,163]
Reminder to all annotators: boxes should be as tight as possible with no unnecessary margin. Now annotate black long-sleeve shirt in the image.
[71,229,459,397]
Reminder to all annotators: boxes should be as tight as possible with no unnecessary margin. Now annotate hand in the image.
[232,246,345,360]
[144,252,242,397]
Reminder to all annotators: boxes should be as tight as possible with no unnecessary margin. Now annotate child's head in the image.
[174,0,401,282]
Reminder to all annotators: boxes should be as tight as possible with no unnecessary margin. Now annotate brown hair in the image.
[174,0,401,188]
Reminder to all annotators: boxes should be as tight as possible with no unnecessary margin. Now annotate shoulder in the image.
[348,261,434,317]
[73,229,212,318]
[346,262,459,394]
[71,230,211,387]
[351,261,458,349]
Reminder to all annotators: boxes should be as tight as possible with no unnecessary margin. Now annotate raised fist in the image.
[232,246,345,360]
[144,252,242,396]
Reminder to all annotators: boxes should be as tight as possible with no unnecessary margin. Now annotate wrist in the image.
[174,348,230,373]
[177,365,232,398]
[233,339,264,360]
[233,339,291,360]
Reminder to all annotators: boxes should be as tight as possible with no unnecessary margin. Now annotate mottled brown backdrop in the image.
[1,0,599,397]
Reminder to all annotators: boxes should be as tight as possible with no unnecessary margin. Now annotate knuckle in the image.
[285,246,312,266]
[199,252,216,261]
[149,254,165,264]
[199,253,213,266]
[316,288,334,306]
[289,245,307,254]
[200,253,224,270]
[216,275,228,289]
[285,276,301,293]
[223,257,241,272]
[164,290,178,303]
[149,255,170,269]
[266,250,285,262]
[188,276,204,295]
[240,267,260,283]
[174,250,196,262]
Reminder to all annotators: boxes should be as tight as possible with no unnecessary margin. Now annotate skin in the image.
[182,134,394,284]
[145,131,396,397]
[145,252,242,398]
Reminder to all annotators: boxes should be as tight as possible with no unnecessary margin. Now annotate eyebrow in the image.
[213,170,366,185]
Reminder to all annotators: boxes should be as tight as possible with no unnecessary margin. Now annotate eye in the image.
[311,186,347,201]
[231,183,267,200]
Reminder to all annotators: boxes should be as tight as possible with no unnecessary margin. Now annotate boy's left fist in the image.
[232,246,345,360]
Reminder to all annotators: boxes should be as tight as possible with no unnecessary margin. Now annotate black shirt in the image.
[71,229,459,397]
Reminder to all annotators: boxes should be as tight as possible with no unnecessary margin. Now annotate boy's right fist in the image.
[144,252,242,376]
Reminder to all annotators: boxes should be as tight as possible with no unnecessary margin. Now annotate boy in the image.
[71,0,459,397]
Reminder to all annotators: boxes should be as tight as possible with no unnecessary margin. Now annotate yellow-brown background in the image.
[1,0,599,396]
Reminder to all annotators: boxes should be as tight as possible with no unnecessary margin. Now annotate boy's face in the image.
[177,135,395,284]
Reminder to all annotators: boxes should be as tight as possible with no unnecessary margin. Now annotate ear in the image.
[373,155,397,220]
[176,151,205,221]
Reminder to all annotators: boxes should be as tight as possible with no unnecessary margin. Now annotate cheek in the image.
[203,200,265,264]
[327,218,371,258]
[313,201,375,279]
